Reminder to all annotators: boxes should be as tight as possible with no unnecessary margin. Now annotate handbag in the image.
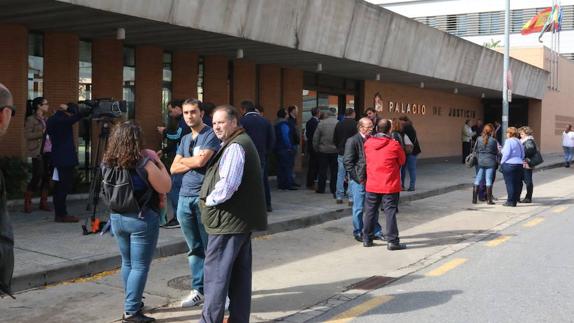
[465,141,478,168]
[526,150,543,167]
[404,134,414,154]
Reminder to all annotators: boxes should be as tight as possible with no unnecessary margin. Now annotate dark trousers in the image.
[522,168,533,199]
[53,166,74,217]
[317,152,337,194]
[462,141,471,164]
[27,153,51,192]
[306,150,319,187]
[276,149,294,189]
[201,233,252,323]
[501,163,523,205]
[261,158,271,208]
[363,192,400,243]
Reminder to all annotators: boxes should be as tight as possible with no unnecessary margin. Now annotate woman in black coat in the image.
[519,126,539,203]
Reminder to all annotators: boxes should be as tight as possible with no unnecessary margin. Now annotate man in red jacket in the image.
[363,119,407,250]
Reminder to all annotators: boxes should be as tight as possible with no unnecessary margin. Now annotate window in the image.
[162,52,173,124]
[456,14,469,36]
[78,40,92,171]
[28,33,44,100]
[479,12,503,35]
[446,15,457,33]
[197,56,204,101]
[123,47,136,119]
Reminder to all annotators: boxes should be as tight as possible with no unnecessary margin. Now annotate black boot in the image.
[122,311,155,323]
[486,186,495,205]
[520,184,533,203]
[472,185,478,204]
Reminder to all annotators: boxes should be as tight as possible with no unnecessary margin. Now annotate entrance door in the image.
[483,99,529,128]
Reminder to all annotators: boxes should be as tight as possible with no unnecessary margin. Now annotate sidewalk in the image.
[7,153,565,293]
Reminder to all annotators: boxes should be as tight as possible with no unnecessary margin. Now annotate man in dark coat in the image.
[240,101,275,212]
[305,107,320,189]
[333,108,357,204]
[0,83,15,298]
[46,103,86,223]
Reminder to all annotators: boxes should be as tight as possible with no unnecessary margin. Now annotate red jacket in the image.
[364,135,406,194]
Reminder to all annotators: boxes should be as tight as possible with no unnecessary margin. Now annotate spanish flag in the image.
[521,7,552,35]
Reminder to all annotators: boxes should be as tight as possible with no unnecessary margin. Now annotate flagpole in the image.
[502,0,510,143]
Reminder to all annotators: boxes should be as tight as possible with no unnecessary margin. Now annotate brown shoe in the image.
[55,215,79,223]
[39,191,52,212]
[24,191,33,213]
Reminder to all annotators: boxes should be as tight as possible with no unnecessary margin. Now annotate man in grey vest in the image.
[199,105,267,323]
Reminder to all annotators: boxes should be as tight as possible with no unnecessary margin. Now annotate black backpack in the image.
[101,157,153,217]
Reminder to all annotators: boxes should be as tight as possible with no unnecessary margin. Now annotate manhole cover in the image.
[167,275,191,290]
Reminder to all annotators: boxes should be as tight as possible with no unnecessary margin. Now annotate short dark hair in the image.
[311,107,320,117]
[182,98,203,111]
[241,100,256,113]
[213,104,240,122]
[377,119,391,134]
[345,108,355,116]
[287,105,297,114]
[277,108,287,119]
[169,99,184,109]
[364,107,376,114]
[202,102,216,116]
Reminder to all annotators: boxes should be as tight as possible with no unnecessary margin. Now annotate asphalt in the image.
[5,153,566,294]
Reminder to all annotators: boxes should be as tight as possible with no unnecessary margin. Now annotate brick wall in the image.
[92,38,123,100]
[203,55,229,106]
[135,46,163,150]
[172,51,198,100]
[258,64,281,120]
[0,24,28,157]
[44,33,79,107]
[233,59,256,108]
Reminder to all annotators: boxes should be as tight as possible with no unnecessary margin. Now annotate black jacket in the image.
[0,170,14,298]
[240,112,275,162]
[523,138,537,159]
[343,133,367,184]
[46,110,84,168]
[305,117,319,153]
[403,124,421,156]
[333,118,357,155]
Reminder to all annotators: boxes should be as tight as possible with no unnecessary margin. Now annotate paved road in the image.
[313,188,574,322]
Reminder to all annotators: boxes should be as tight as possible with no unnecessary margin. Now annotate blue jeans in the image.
[501,163,524,205]
[177,195,209,294]
[110,210,160,314]
[564,146,574,163]
[401,154,417,190]
[168,174,183,217]
[350,180,382,238]
[336,155,349,200]
[474,167,495,186]
[276,149,294,189]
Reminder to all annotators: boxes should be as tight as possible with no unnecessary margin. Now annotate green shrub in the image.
[0,157,30,199]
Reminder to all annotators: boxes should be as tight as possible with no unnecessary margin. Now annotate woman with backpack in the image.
[472,124,499,205]
[519,126,540,203]
[102,121,171,323]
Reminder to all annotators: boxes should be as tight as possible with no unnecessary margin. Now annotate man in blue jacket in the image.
[46,103,86,222]
[240,101,275,212]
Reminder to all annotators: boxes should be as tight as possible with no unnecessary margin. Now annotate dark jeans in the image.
[53,166,74,217]
[110,210,159,315]
[522,168,533,199]
[201,233,252,323]
[261,158,271,208]
[317,152,338,194]
[27,153,51,192]
[306,150,319,187]
[462,141,471,164]
[177,196,208,294]
[363,192,400,243]
[276,149,294,189]
[501,163,523,205]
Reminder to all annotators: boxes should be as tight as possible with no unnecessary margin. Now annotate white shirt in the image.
[562,131,574,148]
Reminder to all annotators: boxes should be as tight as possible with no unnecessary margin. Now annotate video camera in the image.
[79,98,127,119]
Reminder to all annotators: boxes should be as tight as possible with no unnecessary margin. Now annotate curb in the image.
[10,161,564,293]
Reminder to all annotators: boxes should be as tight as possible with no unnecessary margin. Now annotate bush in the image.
[0,157,30,199]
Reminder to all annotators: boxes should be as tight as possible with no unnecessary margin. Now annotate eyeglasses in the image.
[1,105,15,117]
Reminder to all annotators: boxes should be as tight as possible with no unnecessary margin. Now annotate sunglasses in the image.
[1,105,15,117]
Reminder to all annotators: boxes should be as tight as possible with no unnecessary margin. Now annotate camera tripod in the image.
[83,118,113,235]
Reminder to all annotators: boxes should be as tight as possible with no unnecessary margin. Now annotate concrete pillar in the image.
[172,51,198,100]
[92,38,123,100]
[203,55,229,105]
[0,24,27,157]
[232,59,256,108]
[135,46,163,150]
[44,32,79,106]
[258,64,281,120]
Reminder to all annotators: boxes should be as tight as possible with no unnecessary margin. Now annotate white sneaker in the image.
[180,289,204,308]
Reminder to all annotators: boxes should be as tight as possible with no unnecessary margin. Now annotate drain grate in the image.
[345,275,394,291]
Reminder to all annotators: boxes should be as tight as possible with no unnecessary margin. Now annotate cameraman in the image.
[46,102,89,223]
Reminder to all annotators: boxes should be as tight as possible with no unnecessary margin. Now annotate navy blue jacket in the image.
[240,112,275,162]
[305,117,319,153]
[46,110,84,168]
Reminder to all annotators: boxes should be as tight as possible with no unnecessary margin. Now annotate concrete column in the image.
[92,38,123,100]
[232,59,256,108]
[44,32,79,106]
[172,51,198,100]
[258,64,281,120]
[135,46,163,150]
[203,55,229,105]
[0,24,27,157]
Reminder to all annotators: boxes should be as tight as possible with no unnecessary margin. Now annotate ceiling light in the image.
[236,48,244,59]
[316,63,323,72]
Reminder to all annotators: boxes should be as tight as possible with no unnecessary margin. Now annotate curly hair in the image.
[102,120,144,169]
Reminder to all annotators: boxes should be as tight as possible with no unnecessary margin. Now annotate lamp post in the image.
[502,0,510,144]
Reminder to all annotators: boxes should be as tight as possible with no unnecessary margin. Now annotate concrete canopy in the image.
[1,0,548,99]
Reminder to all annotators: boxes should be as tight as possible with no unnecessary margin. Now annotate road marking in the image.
[523,218,544,228]
[325,295,394,323]
[485,235,512,247]
[426,258,467,277]
[552,206,568,213]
